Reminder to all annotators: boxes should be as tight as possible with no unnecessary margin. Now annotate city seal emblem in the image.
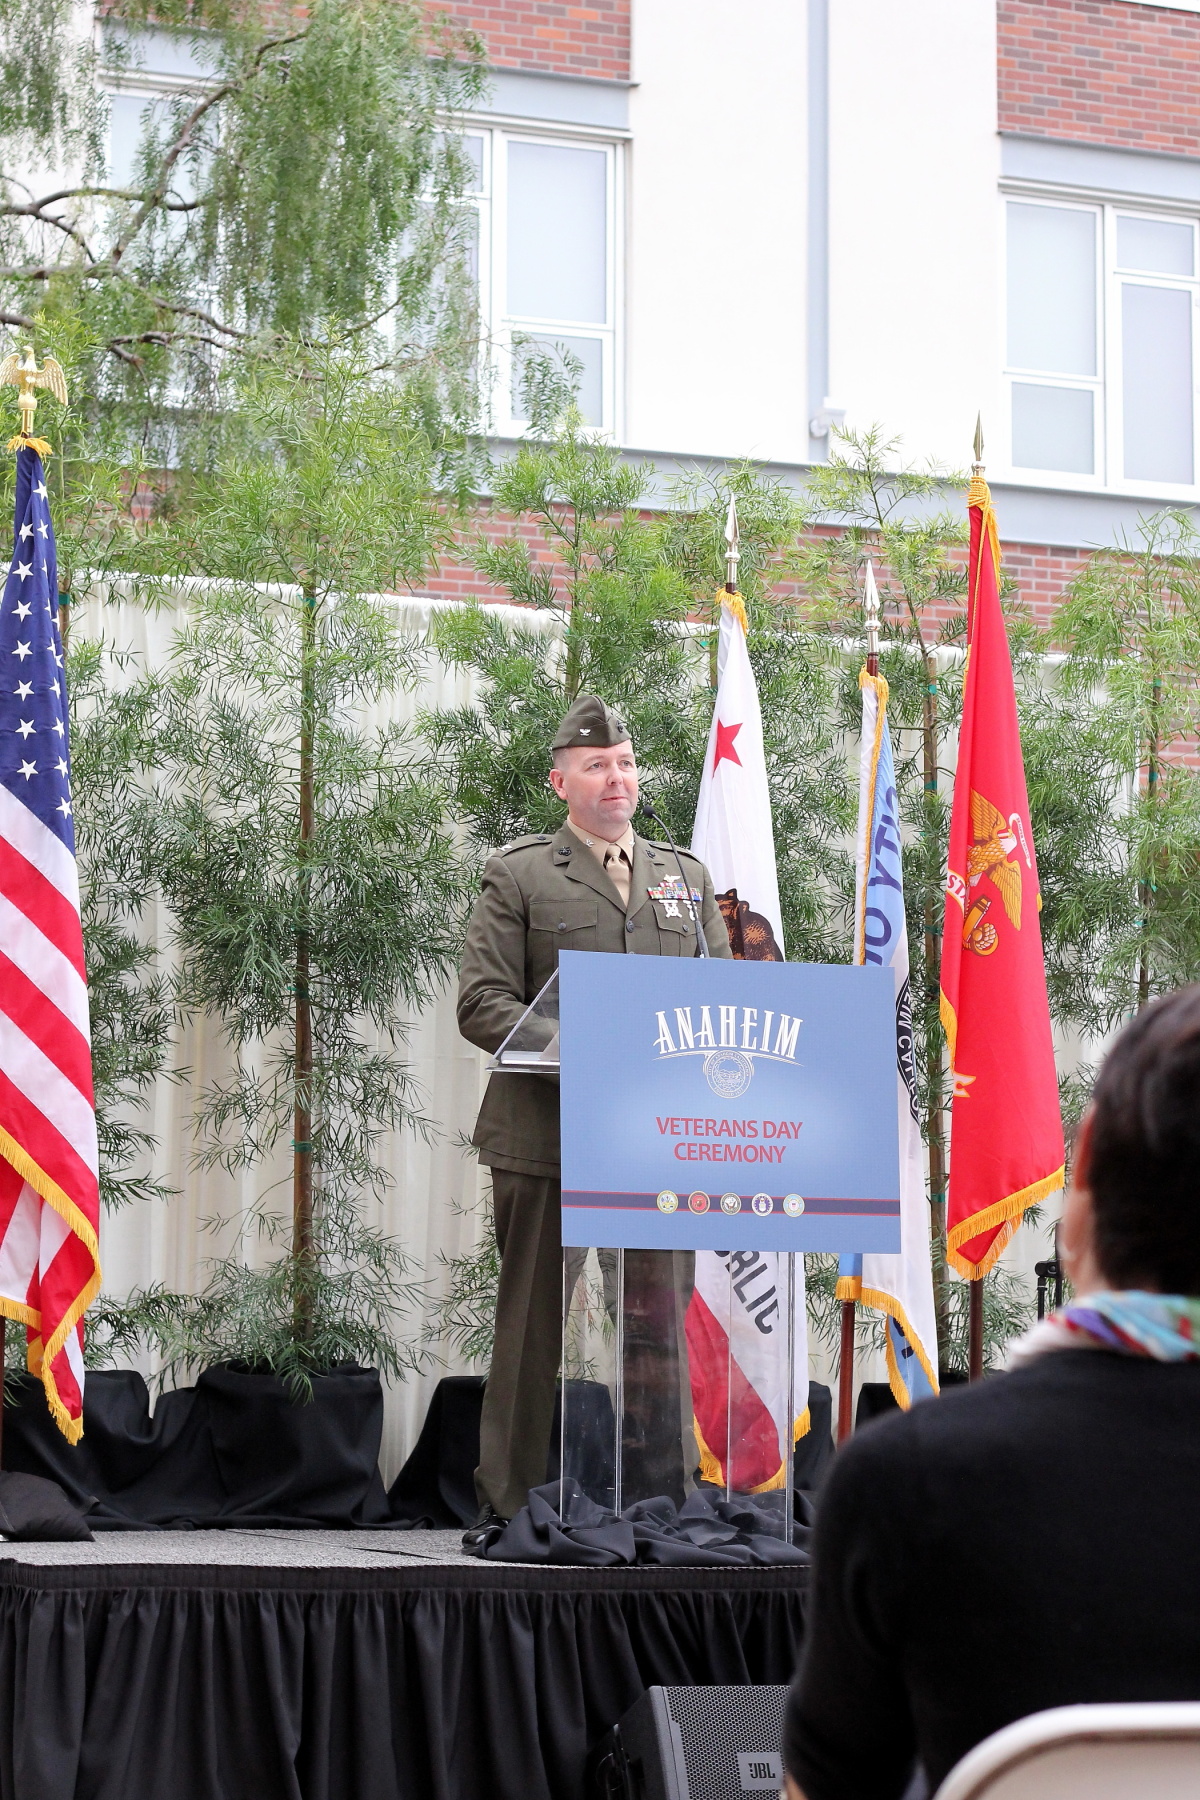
[703,1048,754,1098]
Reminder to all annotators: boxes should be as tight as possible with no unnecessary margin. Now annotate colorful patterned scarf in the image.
[1007,1291,1200,1370]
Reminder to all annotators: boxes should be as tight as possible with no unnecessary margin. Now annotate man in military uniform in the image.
[457,694,732,1540]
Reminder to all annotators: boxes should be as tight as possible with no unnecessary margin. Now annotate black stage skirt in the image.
[0,1556,807,1800]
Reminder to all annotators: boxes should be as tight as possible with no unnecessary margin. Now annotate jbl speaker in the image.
[590,1684,788,1800]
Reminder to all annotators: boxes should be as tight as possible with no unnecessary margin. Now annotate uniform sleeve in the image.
[457,855,549,1055]
[697,863,734,959]
[784,1424,920,1800]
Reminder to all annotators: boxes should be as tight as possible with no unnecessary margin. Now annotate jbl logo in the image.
[737,1750,783,1792]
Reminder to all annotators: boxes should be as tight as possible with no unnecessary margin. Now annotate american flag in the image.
[0,448,99,1441]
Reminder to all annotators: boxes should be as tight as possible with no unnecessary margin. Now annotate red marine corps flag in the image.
[940,446,1064,1288]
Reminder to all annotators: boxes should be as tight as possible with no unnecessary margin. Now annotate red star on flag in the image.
[713,718,743,773]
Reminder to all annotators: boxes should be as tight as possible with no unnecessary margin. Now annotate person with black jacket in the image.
[785,982,1200,1800]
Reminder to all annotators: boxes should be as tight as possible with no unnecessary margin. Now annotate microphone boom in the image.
[639,798,709,957]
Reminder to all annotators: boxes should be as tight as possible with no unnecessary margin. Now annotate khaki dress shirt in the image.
[565,817,635,908]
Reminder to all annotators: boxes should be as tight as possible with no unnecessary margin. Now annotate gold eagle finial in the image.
[0,345,68,455]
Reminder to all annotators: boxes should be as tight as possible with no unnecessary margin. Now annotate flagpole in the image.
[964,414,985,1382]
[725,494,739,597]
[837,565,883,1441]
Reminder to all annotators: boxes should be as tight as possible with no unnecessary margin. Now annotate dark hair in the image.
[1088,984,1200,1294]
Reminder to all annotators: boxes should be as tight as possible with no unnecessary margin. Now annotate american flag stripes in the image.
[0,447,99,1441]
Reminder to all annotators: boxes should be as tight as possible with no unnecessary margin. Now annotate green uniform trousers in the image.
[476,1168,696,1521]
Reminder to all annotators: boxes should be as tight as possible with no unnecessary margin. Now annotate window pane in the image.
[1007,202,1097,376]
[107,92,156,186]
[1011,383,1094,473]
[1117,216,1193,277]
[512,334,604,425]
[507,142,607,324]
[463,134,485,193]
[1123,283,1193,484]
[108,91,201,201]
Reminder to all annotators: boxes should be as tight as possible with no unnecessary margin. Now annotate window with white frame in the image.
[1004,195,1200,491]
[463,124,620,435]
[102,25,217,181]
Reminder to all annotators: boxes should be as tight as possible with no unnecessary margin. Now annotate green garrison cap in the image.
[551,693,631,751]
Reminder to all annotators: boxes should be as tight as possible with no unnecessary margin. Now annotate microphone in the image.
[639,797,709,957]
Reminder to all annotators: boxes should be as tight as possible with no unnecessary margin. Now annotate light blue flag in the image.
[838,632,939,1407]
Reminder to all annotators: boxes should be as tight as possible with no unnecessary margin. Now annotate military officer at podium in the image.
[457,694,731,1543]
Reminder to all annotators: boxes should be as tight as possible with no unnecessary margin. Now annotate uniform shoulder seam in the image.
[494,834,552,857]
[647,838,700,860]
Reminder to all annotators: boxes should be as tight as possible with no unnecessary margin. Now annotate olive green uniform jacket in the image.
[458,823,732,1176]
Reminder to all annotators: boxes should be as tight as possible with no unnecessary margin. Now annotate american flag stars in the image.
[0,451,73,850]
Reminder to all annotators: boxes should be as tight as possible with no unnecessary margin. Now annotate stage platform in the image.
[0,1528,808,1800]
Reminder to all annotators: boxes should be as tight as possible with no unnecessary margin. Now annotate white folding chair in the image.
[934,1702,1200,1800]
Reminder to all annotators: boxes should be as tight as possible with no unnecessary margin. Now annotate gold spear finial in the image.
[0,345,67,455]
[864,559,881,661]
[724,493,740,591]
[973,412,984,475]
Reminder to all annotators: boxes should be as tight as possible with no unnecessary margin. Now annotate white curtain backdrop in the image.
[75,582,566,1482]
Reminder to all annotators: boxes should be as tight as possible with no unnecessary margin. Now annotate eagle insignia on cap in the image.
[551,694,632,752]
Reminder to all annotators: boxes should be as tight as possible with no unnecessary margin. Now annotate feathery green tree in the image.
[1026,512,1200,1038]
[105,344,471,1385]
[0,0,485,462]
[0,0,488,1376]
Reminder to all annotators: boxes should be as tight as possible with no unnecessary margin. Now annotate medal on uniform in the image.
[647,875,700,920]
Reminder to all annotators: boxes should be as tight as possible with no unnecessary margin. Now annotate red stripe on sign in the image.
[0,837,85,979]
[0,950,93,1102]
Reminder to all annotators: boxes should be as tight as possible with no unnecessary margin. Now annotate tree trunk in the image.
[1137,672,1162,1013]
[293,587,317,1342]
[921,646,950,1369]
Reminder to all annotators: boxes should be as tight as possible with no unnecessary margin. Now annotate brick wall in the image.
[428,0,630,81]
[998,0,1200,155]
[418,520,1089,632]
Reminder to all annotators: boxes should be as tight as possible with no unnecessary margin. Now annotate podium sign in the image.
[559,953,901,1252]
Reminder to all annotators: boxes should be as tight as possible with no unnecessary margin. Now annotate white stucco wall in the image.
[625,0,810,463]
[624,0,999,472]
[827,0,1001,471]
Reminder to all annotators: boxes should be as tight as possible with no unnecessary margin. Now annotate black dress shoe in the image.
[461,1503,508,1551]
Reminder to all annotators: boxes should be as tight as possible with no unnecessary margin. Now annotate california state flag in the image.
[687,589,808,1491]
[939,475,1064,1277]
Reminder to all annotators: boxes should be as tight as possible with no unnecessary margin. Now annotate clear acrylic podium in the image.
[491,970,804,1543]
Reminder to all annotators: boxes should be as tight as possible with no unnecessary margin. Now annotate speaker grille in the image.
[664,1685,788,1800]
